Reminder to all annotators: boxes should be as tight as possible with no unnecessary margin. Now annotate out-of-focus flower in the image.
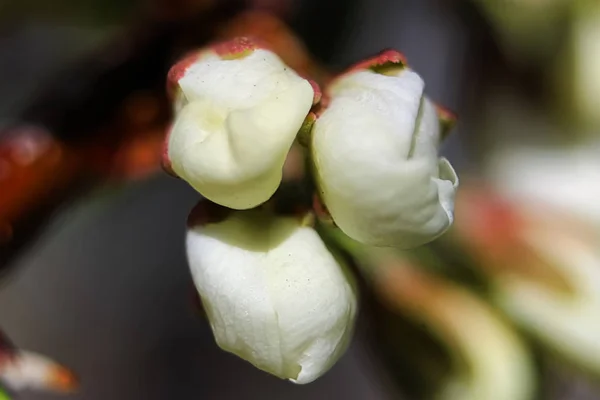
[485,139,600,229]
[186,204,357,384]
[455,187,600,376]
[324,228,534,400]
[164,37,316,210]
[0,350,77,394]
[375,258,535,400]
[310,50,458,248]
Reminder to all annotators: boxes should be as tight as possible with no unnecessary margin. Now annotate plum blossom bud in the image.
[311,51,458,248]
[186,205,357,383]
[165,38,315,209]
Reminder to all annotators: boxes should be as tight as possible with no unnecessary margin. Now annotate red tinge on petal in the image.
[308,80,322,105]
[435,103,458,139]
[161,124,178,178]
[167,38,265,98]
[313,193,335,226]
[166,51,203,99]
[213,37,260,60]
[218,11,328,80]
[326,49,409,96]
[436,103,457,122]
[347,49,408,73]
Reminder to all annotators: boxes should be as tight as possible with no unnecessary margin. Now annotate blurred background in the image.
[0,0,599,399]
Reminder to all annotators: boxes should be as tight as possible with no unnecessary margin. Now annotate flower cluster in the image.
[163,37,458,383]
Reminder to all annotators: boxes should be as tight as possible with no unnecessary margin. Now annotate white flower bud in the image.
[165,38,315,209]
[311,51,458,248]
[186,207,357,384]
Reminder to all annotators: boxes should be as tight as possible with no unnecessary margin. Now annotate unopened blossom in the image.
[165,37,316,209]
[311,50,458,248]
[186,205,357,384]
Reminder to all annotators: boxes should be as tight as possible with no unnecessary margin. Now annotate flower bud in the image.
[311,51,458,248]
[186,206,357,383]
[165,38,315,209]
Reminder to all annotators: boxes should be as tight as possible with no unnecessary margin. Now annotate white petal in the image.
[178,50,296,109]
[186,214,284,376]
[262,226,357,383]
[186,211,357,382]
[312,70,457,247]
[169,49,314,209]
